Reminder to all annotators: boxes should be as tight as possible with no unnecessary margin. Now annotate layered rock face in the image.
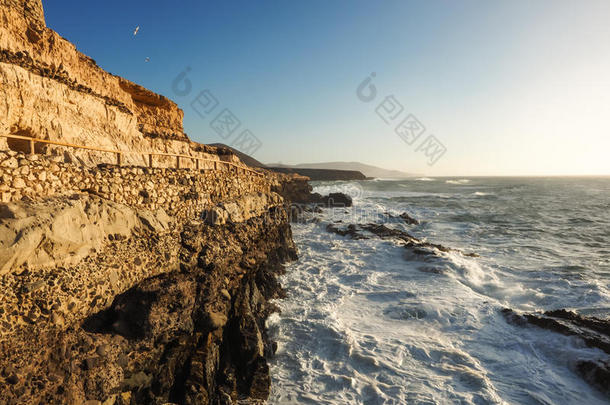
[0,1,306,403]
[0,153,297,404]
[0,0,238,167]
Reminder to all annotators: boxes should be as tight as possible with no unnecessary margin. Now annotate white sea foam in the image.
[446,179,471,185]
[313,182,367,202]
[268,179,610,404]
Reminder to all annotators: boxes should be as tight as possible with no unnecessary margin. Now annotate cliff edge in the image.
[0,1,312,404]
[0,0,239,167]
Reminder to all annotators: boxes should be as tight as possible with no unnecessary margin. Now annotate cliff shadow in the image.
[82,287,158,340]
[7,127,46,154]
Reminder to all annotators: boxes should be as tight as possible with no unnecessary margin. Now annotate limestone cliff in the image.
[0,1,312,404]
[0,0,239,167]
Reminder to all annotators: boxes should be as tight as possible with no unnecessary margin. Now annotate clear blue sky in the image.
[45,0,610,176]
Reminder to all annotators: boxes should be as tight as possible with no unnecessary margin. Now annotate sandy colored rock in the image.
[0,194,170,275]
[0,0,244,168]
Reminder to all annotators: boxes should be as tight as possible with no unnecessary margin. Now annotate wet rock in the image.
[502,308,610,396]
[399,212,420,225]
[501,308,610,355]
[318,192,352,207]
[385,211,420,225]
[326,222,478,258]
[576,360,610,396]
[326,223,370,240]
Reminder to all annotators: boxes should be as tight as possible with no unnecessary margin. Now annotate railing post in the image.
[149,154,153,168]
[214,161,218,170]
[116,152,121,166]
[176,156,180,169]
[29,139,35,155]
[195,158,200,170]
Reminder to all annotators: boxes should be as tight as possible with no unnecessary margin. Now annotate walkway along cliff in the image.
[0,1,324,403]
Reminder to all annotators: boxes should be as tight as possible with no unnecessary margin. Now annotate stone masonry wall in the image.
[0,150,271,222]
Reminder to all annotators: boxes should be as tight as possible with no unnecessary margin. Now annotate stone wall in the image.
[0,150,272,222]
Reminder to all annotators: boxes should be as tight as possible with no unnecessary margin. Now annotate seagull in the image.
[133,26,140,36]
[145,57,150,63]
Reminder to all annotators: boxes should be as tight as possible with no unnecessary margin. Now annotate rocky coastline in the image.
[8,1,608,403]
[0,149,349,404]
[0,1,352,403]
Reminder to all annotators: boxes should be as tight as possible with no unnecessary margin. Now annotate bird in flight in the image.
[133,26,140,36]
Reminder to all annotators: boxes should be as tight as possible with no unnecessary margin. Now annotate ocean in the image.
[267,177,610,404]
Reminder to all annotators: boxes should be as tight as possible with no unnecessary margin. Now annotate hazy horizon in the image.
[265,160,610,178]
[46,0,610,176]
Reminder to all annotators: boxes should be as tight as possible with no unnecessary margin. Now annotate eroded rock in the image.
[326,222,478,258]
[502,308,610,396]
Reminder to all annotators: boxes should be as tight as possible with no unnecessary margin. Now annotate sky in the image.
[44,0,610,176]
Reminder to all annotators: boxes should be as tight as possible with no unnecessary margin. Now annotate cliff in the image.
[0,0,239,167]
[0,149,302,404]
[0,1,314,403]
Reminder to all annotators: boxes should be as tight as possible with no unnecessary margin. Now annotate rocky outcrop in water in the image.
[502,308,610,397]
[325,222,478,257]
[270,173,353,224]
[385,211,420,225]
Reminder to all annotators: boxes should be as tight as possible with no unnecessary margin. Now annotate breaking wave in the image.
[269,177,610,404]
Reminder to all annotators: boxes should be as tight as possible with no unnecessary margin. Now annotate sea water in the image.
[268,177,610,405]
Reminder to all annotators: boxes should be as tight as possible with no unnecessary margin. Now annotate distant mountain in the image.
[269,162,413,179]
[209,145,411,180]
[209,143,266,168]
[268,167,366,181]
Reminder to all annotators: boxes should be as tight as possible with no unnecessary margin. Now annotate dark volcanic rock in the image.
[501,309,610,355]
[577,360,610,396]
[502,308,610,396]
[326,222,478,258]
[315,192,353,207]
[271,173,353,210]
[399,212,420,225]
[326,224,370,240]
[291,191,352,208]
[385,211,420,225]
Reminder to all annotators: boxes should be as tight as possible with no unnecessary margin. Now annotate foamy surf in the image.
[269,178,610,404]
[446,179,471,185]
